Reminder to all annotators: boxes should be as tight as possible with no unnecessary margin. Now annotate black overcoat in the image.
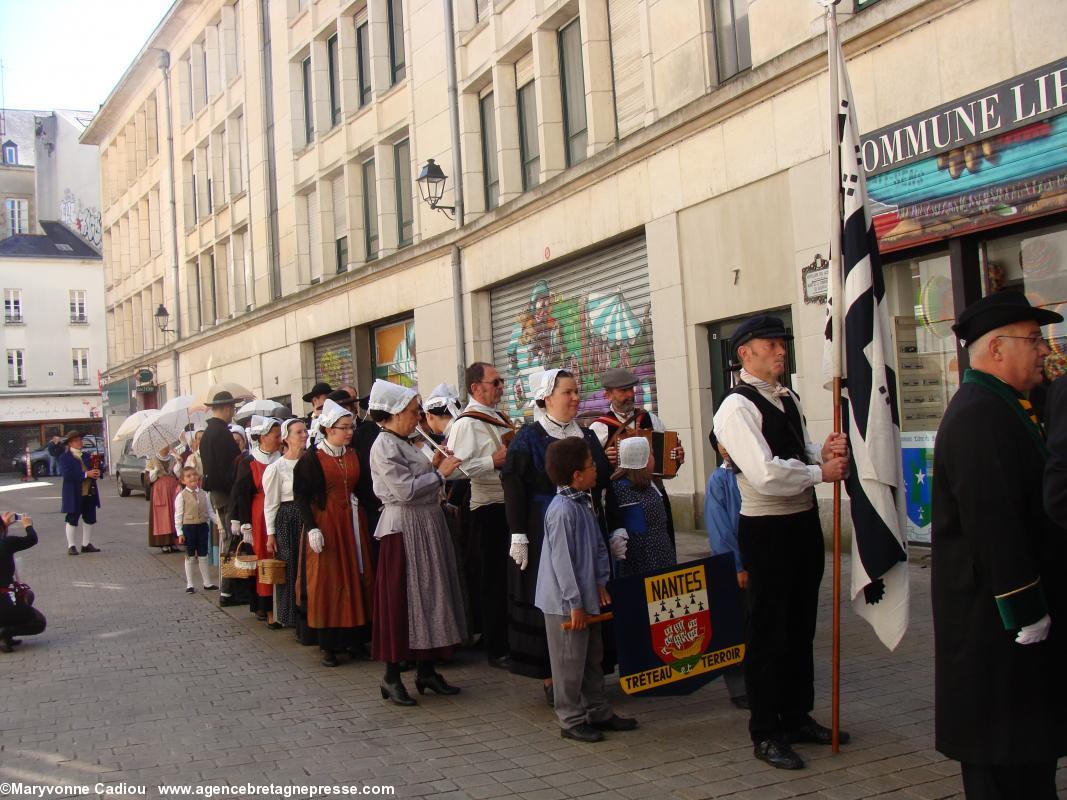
[932,373,1067,764]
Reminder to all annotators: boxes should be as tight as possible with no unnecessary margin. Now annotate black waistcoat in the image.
[729,382,808,464]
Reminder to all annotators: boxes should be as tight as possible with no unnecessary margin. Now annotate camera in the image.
[11,513,22,522]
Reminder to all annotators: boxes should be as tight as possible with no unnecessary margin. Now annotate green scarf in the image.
[962,369,1048,458]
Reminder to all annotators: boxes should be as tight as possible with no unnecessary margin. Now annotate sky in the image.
[0,0,175,112]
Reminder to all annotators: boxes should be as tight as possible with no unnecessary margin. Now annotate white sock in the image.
[65,523,77,547]
[184,558,196,589]
[197,557,213,587]
[82,523,94,546]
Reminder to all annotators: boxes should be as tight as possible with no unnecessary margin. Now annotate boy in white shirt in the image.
[174,466,220,594]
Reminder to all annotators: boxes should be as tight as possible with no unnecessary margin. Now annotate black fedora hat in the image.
[952,290,1062,347]
[732,314,793,357]
[302,382,333,403]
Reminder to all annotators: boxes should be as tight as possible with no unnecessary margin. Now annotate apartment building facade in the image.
[84,0,1067,529]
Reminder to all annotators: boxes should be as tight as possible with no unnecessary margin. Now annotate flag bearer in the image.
[712,314,849,770]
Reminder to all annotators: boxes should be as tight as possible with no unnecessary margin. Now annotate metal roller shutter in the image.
[491,236,656,425]
[314,330,353,388]
[609,0,645,139]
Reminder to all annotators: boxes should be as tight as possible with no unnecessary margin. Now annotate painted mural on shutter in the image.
[491,236,655,424]
[314,330,353,388]
[609,0,645,139]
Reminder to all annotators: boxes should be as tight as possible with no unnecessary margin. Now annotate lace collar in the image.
[540,413,583,440]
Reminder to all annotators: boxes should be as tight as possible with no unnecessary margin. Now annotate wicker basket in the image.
[258,558,286,585]
[221,542,257,580]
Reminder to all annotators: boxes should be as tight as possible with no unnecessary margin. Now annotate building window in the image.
[327,34,341,127]
[558,19,587,167]
[856,0,882,7]
[362,158,378,259]
[394,139,413,247]
[70,290,87,323]
[388,0,406,85]
[372,318,416,386]
[5,198,27,235]
[517,81,540,190]
[2,143,16,165]
[356,21,372,107]
[480,94,499,209]
[475,0,490,23]
[4,289,22,324]
[335,235,348,274]
[302,56,314,145]
[712,0,751,81]
[73,349,90,385]
[7,350,24,387]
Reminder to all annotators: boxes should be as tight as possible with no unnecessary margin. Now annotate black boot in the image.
[414,673,460,695]
[380,680,417,706]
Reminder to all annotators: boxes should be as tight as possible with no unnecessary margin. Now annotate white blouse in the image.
[262,456,298,537]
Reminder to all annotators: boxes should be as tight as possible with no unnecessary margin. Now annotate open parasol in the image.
[112,409,159,442]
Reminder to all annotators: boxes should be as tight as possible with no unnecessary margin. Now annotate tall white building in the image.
[0,223,105,467]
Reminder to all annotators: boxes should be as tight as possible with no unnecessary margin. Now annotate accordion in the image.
[616,428,681,478]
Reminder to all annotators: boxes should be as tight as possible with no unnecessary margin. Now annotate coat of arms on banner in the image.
[610,555,745,696]
[647,566,712,675]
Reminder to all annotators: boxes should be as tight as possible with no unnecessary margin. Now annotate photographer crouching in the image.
[0,512,45,652]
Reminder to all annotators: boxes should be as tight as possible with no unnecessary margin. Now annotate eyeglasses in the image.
[996,334,1047,348]
[332,425,355,432]
[477,379,505,387]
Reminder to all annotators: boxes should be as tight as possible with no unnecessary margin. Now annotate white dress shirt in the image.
[712,369,822,517]
[262,456,298,537]
[446,400,509,509]
[173,486,219,532]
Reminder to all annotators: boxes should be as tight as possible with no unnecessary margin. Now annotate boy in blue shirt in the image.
[536,437,637,743]
[705,432,748,708]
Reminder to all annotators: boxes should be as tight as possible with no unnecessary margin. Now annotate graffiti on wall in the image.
[499,279,657,423]
[60,189,102,249]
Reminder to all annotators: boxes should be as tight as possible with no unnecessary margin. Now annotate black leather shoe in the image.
[415,673,460,695]
[81,543,100,553]
[590,714,638,731]
[203,585,218,591]
[0,639,12,653]
[321,651,338,667]
[544,683,554,707]
[380,680,417,706]
[185,587,195,594]
[487,655,510,670]
[561,724,604,743]
[731,695,750,710]
[219,596,241,607]
[786,720,850,746]
[68,546,79,556]
[753,739,804,770]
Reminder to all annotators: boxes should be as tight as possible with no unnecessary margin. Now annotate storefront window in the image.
[372,318,416,387]
[884,252,958,544]
[980,221,1067,382]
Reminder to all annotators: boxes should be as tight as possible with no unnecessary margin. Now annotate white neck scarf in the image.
[541,413,583,440]
[740,368,792,398]
[251,446,280,465]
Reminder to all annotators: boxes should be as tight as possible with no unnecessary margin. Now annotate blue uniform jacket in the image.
[59,451,100,513]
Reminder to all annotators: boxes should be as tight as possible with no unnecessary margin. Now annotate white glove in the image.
[509,533,529,571]
[241,523,253,544]
[610,530,629,560]
[308,528,324,554]
[230,519,241,536]
[1016,613,1051,645]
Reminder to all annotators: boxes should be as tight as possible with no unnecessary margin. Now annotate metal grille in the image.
[313,330,353,388]
[491,236,655,425]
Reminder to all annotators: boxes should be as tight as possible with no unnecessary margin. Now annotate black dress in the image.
[0,525,46,640]
[500,420,614,679]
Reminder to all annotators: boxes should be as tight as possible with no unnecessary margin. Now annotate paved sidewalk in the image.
[0,478,1061,799]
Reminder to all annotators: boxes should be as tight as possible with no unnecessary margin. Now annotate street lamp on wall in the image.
[416,159,455,219]
[154,303,174,335]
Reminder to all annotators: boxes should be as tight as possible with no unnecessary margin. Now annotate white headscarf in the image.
[424,383,461,419]
[527,368,562,407]
[317,399,353,430]
[280,418,305,441]
[248,415,281,440]
[228,423,250,450]
[618,436,651,470]
[368,379,418,415]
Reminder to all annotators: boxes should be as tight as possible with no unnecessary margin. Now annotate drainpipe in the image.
[158,50,182,395]
[443,0,466,398]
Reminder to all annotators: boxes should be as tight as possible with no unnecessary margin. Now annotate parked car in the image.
[11,434,108,477]
[115,439,149,499]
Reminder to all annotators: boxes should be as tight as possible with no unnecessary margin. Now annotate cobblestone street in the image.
[1,477,1061,799]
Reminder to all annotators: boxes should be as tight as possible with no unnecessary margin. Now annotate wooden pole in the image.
[823,0,845,755]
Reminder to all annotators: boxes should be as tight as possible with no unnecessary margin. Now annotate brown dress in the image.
[301,449,375,646]
[147,456,180,548]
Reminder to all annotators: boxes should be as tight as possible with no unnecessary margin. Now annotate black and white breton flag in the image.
[824,40,910,651]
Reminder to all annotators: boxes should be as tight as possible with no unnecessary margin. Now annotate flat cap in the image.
[952,290,1062,346]
[601,367,638,389]
[732,314,793,357]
